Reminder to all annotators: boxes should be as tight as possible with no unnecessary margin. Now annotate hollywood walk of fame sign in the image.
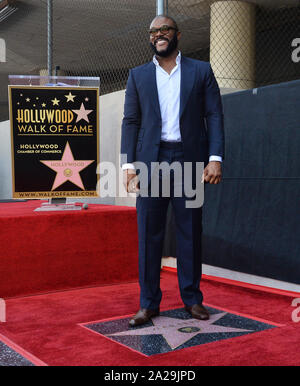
[8,83,99,198]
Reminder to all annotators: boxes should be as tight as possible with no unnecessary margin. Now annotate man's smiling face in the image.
[149,16,180,58]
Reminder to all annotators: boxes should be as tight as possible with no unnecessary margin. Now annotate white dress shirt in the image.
[154,52,182,142]
[122,52,222,169]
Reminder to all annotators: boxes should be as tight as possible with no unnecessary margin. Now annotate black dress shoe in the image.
[129,308,160,327]
[184,304,209,320]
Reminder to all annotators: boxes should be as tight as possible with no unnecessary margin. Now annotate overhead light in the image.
[0,0,18,23]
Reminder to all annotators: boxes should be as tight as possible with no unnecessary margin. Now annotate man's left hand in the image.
[202,161,222,184]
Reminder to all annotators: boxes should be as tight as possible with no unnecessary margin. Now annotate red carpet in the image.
[0,270,299,366]
[0,201,138,298]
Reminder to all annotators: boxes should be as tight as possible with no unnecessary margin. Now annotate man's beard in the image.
[150,33,178,58]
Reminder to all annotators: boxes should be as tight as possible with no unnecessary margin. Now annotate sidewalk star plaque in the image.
[9,86,99,198]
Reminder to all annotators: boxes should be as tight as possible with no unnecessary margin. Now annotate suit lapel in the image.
[144,57,195,121]
[145,62,161,120]
[180,56,196,118]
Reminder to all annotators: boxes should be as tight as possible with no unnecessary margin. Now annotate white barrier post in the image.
[0,298,6,323]
[0,38,6,63]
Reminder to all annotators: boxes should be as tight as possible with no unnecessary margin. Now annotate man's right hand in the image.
[123,169,139,193]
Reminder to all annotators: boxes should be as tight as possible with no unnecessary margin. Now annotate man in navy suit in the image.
[121,15,224,326]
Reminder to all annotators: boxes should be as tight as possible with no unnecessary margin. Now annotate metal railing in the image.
[1,0,300,95]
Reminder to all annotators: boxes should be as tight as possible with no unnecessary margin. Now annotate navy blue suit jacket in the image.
[121,56,224,169]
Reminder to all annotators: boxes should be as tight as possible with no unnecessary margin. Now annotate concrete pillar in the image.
[40,69,50,77]
[210,1,256,89]
[39,68,67,85]
[39,68,67,77]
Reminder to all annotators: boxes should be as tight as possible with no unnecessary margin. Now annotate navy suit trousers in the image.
[136,142,203,310]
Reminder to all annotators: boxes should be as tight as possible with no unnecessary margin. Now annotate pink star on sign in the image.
[41,142,94,191]
[72,103,93,123]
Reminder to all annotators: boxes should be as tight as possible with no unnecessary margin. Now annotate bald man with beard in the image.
[121,15,224,327]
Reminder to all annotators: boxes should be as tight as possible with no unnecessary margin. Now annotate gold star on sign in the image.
[26,98,30,102]
[52,98,60,106]
[65,92,76,102]
[41,103,46,108]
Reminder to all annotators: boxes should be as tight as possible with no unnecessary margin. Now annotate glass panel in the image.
[8,75,100,88]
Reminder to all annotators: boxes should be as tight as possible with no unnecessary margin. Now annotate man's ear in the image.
[177,31,182,41]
